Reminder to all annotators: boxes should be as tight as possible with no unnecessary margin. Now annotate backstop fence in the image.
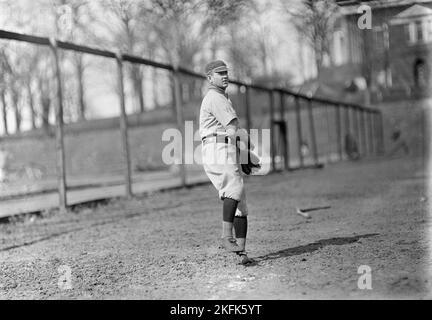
[0,30,384,212]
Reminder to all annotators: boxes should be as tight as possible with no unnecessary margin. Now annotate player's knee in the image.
[220,184,243,202]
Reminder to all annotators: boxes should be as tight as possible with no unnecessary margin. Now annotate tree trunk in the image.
[189,79,194,101]
[152,67,159,108]
[11,89,21,133]
[361,29,372,105]
[41,95,51,133]
[170,74,177,121]
[0,89,8,135]
[210,36,217,60]
[76,56,86,121]
[131,66,144,113]
[259,36,269,77]
[180,83,186,104]
[27,81,36,129]
[38,79,51,132]
[315,50,323,79]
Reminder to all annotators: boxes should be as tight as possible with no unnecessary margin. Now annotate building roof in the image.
[390,4,432,24]
[338,0,432,15]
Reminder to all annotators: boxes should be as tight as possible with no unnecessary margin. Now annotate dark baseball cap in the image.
[205,60,228,75]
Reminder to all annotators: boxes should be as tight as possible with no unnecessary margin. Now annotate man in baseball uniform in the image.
[199,60,255,261]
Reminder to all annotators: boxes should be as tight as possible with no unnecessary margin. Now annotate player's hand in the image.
[236,128,255,150]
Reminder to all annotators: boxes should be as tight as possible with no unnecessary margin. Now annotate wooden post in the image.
[295,97,304,167]
[307,99,319,166]
[371,112,377,155]
[368,111,374,155]
[376,112,381,155]
[245,86,251,131]
[336,104,343,160]
[325,104,333,162]
[344,105,351,155]
[115,53,133,198]
[269,90,276,172]
[361,109,368,156]
[352,107,360,154]
[356,107,363,156]
[49,38,67,212]
[172,68,187,187]
[377,112,385,155]
[279,91,289,170]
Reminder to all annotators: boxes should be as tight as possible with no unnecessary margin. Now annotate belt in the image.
[202,134,229,144]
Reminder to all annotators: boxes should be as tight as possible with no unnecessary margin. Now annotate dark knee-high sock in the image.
[222,198,238,238]
[233,216,247,250]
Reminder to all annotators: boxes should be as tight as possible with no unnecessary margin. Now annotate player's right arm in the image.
[210,93,253,148]
[226,119,254,150]
[225,118,239,137]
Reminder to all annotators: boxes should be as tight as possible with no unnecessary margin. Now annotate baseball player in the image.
[199,60,258,263]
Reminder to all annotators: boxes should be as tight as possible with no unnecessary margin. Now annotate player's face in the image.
[209,70,229,89]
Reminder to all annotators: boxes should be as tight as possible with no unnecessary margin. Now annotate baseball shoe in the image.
[220,237,244,252]
[236,251,256,265]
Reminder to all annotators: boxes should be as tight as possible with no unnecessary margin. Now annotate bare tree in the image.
[144,0,255,107]
[140,0,205,114]
[95,0,149,113]
[52,0,94,121]
[0,49,11,135]
[144,0,203,68]
[0,46,24,133]
[201,0,252,60]
[17,47,44,130]
[280,0,338,77]
[38,70,54,134]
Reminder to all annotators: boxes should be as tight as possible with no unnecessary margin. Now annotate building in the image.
[326,0,432,102]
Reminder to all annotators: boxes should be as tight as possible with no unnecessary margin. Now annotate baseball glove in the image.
[240,152,261,175]
[236,138,261,175]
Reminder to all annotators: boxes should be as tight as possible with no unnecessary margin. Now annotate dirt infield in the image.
[0,155,430,300]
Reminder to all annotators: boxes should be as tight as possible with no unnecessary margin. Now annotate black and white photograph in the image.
[0,0,431,304]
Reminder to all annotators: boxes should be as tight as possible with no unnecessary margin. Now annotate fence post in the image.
[269,90,276,171]
[361,108,368,156]
[295,97,304,168]
[172,68,187,187]
[352,106,360,155]
[377,112,385,155]
[356,107,363,156]
[49,38,67,212]
[372,112,378,156]
[325,104,334,162]
[245,86,251,131]
[336,104,343,160]
[115,53,133,198]
[374,112,379,155]
[344,105,351,157]
[368,111,374,156]
[280,91,289,170]
[307,99,319,166]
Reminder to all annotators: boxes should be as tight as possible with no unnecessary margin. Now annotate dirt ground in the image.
[0,155,430,300]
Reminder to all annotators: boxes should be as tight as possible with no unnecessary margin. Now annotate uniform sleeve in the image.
[210,94,238,127]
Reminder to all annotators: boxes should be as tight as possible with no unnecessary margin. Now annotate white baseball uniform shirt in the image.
[199,85,248,217]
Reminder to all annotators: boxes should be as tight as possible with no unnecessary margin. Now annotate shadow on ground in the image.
[253,233,380,264]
